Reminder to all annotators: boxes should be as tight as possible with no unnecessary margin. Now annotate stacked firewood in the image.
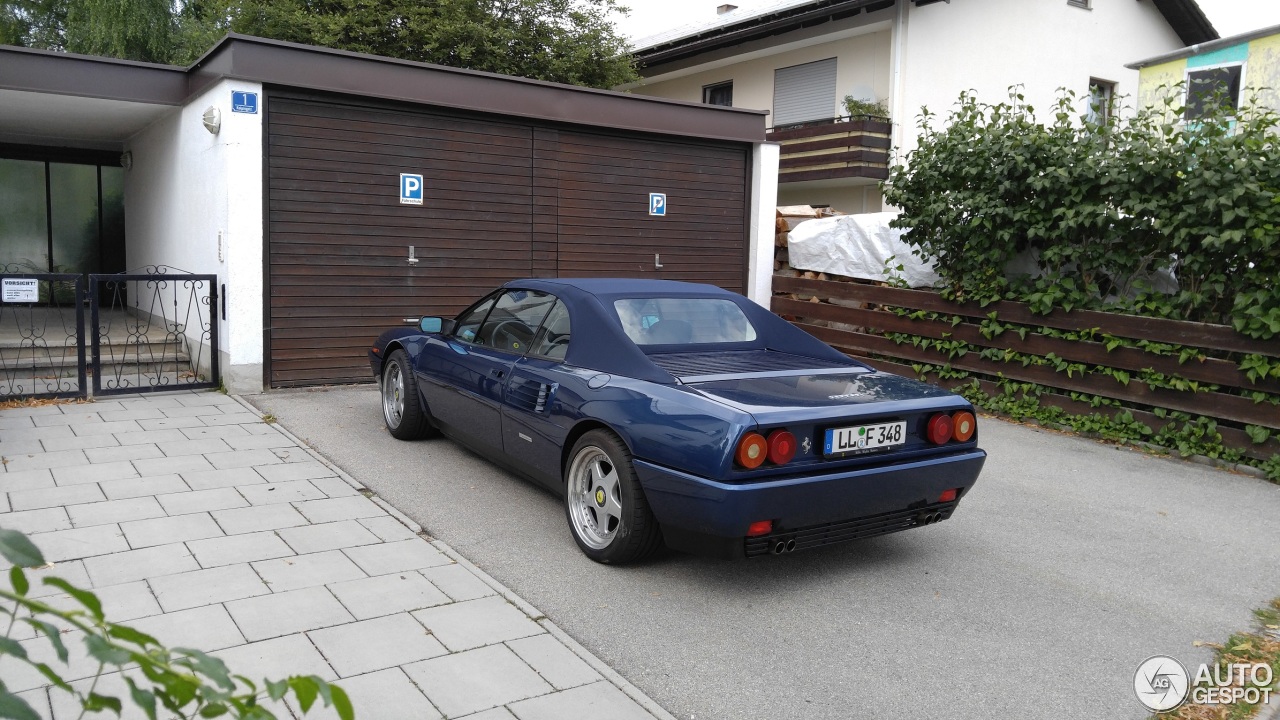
[773,205,842,290]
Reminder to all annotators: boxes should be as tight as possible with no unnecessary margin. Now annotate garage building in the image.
[0,35,778,391]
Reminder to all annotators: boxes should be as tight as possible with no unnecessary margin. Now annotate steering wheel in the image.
[546,335,570,359]
[489,320,527,352]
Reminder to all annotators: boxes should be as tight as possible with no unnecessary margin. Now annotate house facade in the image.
[0,35,779,394]
[627,0,1217,213]
[1129,23,1280,119]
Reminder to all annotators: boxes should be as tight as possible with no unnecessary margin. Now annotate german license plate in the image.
[824,421,907,456]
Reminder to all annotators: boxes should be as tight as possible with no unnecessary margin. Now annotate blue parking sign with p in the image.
[649,193,667,216]
[400,173,424,205]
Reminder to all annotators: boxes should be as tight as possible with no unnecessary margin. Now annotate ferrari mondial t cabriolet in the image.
[370,278,986,564]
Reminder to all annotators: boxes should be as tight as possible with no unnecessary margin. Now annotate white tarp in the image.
[786,212,941,288]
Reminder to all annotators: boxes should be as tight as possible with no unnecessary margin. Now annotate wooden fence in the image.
[772,274,1280,463]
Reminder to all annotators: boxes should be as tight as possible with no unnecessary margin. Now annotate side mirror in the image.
[419,317,443,333]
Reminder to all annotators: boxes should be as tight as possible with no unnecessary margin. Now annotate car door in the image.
[418,290,555,456]
[501,299,572,486]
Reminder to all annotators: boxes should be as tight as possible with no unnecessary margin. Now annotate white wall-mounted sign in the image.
[400,173,424,205]
[231,91,258,114]
[2,278,38,303]
[649,192,667,216]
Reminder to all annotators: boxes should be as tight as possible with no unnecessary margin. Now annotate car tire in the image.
[564,429,663,564]
[381,349,434,440]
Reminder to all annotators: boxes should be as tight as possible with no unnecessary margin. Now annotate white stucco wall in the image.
[124,79,264,392]
[894,0,1185,162]
[633,19,893,124]
[748,142,781,307]
[633,1,1188,215]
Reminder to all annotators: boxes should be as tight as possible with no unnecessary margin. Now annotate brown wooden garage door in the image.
[267,96,535,386]
[267,94,751,387]
[550,129,749,292]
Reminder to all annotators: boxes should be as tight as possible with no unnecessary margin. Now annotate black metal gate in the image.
[0,270,87,400]
[89,267,219,396]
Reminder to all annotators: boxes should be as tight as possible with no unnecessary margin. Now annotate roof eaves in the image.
[190,34,769,143]
[1127,21,1278,70]
[634,0,892,68]
[1150,0,1218,46]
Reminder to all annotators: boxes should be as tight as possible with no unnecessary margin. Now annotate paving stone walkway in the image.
[0,391,672,720]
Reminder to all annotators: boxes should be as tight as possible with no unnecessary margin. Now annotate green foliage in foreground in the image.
[0,527,354,720]
[884,86,1280,340]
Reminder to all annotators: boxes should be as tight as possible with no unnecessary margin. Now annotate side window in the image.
[453,294,499,344]
[477,290,555,354]
[529,300,571,361]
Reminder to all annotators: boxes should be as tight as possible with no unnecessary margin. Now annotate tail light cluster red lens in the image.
[735,429,798,469]
[927,411,978,445]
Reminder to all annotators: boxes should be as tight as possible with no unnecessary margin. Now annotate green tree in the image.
[64,0,176,63]
[1,0,69,52]
[0,0,638,88]
[213,0,637,88]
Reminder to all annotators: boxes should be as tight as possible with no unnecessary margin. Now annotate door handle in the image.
[490,369,505,379]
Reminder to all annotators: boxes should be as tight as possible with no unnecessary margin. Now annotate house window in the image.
[1087,79,1115,124]
[1186,65,1243,120]
[1068,0,1091,8]
[772,58,837,127]
[703,81,733,107]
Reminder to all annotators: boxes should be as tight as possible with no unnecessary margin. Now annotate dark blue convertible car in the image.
[369,278,985,564]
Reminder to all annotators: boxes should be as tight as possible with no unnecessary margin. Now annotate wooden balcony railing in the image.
[766,115,891,183]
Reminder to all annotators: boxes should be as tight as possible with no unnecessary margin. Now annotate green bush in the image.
[0,528,353,720]
[884,86,1280,339]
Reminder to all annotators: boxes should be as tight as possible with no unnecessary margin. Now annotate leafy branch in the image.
[0,528,354,720]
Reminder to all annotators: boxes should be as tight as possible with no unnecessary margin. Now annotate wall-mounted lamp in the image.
[120,151,133,170]
[202,107,221,135]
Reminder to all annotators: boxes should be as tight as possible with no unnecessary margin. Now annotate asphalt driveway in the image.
[249,385,1280,720]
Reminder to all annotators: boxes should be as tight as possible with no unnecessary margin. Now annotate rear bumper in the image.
[634,449,986,558]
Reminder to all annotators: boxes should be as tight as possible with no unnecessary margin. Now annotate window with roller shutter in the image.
[772,58,838,128]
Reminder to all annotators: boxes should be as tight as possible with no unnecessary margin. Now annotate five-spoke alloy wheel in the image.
[381,349,433,440]
[564,429,661,564]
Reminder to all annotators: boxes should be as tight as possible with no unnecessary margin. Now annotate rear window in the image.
[614,298,758,346]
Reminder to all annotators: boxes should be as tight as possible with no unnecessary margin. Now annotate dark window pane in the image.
[49,163,100,274]
[1186,66,1242,120]
[0,159,49,272]
[704,82,733,107]
[101,166,126,273]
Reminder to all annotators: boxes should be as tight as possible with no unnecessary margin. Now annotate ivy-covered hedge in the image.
[883,87,1280,340]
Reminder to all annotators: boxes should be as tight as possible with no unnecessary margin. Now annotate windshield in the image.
[614,297,758,346]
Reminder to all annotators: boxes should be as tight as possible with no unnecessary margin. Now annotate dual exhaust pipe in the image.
[916,511,944,525]
[771,538,797,554]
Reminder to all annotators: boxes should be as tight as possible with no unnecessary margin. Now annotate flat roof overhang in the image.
[0,33,768,151]
[0,47,186,151]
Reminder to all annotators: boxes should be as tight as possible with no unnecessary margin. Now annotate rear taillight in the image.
[952,411,976,442]
[737,429,799,469]
[766,430,796,465]
[926,414,954,445]
[938,488,958,503]
[735,432,768,469]
[746,520,773,537]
